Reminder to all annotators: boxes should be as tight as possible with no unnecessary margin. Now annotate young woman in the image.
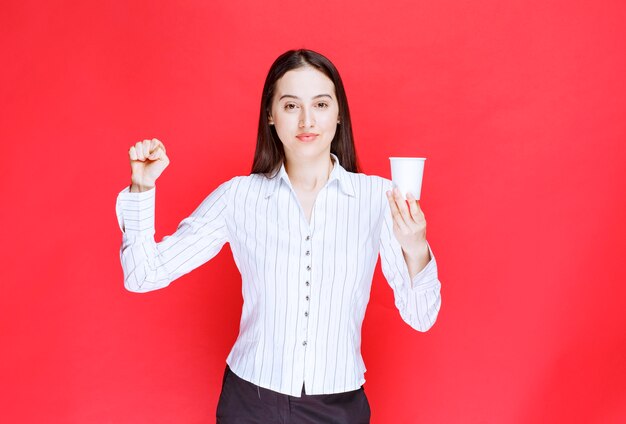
[116,49,441,423]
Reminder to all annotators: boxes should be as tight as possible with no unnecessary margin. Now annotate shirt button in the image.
[305,295,310,301]
[305,250,310,256]
[306,265,311,271]
[305,281,310,286]
[302,341,307,346]
[305,235,311,241]
[304,311,309,317]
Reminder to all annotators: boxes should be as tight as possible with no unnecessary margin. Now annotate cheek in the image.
[325,105,340,122]
[272,116,297,143]
[274,114,298,132]
[274,108,297,122]
[319,112,340,129]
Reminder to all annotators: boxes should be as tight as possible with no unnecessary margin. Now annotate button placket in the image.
[302,233,312,347]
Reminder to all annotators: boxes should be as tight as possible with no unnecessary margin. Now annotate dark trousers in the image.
[216,365,371,424]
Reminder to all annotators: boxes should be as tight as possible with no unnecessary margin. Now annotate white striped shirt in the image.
[115,153,441,397]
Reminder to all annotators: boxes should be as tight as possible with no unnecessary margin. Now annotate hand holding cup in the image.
[386,156,429,259]
[385,187,428,257]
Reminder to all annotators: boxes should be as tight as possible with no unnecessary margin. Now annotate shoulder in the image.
[344,171,393,197]
[219,173,274,200]
[229,173,274,191]
[219,174,264,189]
[202,175,250,202]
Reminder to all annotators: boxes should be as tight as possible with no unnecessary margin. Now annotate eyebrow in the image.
[278,94,333,101]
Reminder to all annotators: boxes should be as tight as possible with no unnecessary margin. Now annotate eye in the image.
[316,102,329,109]
[283,103,298,110]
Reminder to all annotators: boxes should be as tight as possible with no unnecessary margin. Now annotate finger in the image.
[134,141,146,160]
[406,193,427,240]
[129,146,138,161]
[148,138,165,159]
[148,146,162,160]
[393,188,415,227]
[142,139,151,158]
[386,190,411,233]
[152,138,166,153]
[406,192,425,222]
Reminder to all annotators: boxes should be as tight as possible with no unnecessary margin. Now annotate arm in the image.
[378,179,442,332]
[115,178,233,293]
[403,241,432,280]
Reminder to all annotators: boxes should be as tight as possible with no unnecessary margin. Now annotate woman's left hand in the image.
[386,187,429,258]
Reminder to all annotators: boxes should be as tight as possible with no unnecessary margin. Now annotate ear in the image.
[268,115,274,125]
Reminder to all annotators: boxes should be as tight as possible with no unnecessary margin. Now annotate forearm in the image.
[402,241,431,280]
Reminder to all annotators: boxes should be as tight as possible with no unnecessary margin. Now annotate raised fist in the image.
[129,138,170,190]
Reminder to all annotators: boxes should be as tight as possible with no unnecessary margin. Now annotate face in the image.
[268,66,340,161]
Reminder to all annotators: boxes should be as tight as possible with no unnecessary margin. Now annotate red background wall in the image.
[1,0,625,422]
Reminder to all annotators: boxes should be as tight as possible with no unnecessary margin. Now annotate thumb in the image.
[148,147,161,160]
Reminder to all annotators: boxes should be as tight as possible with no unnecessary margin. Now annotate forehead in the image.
[274,67,336,99]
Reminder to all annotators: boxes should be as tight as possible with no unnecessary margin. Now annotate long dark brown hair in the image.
[250,49,361,177]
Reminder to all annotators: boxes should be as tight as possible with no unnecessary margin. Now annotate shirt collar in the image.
[263,153,356,199]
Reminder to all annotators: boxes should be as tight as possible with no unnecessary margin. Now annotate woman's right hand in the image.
[129,138,170,191]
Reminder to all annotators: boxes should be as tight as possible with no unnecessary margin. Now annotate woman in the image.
[116,49,441,423]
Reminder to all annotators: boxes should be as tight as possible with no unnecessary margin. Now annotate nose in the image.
[299,106,315,128]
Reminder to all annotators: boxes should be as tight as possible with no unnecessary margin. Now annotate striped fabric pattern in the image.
[115,153,441,397]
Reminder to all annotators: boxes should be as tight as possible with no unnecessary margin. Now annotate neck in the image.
[285,153,335,192]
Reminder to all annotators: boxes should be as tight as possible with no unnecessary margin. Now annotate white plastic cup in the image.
[389,157,426,200]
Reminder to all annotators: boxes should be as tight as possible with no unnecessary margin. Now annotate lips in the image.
[296,133,318,142]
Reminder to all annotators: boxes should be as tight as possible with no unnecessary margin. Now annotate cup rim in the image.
[389,157,427,160]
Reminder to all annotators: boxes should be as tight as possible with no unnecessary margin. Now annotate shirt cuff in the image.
[115,185,156,235]
[409,241,439,291]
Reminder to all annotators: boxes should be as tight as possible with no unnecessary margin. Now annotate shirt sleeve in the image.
[378,178,442,332]
[115,178,233,293]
